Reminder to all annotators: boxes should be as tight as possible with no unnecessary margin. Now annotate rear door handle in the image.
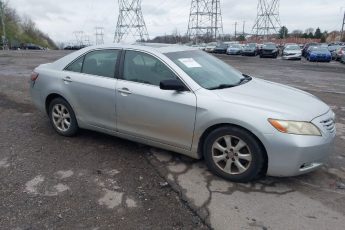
[118,88,132,95]
[63,76,73,83]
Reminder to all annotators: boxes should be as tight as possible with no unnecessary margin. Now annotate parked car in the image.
[260,43,279,58]
[205,42,217,53]
[214,43,230,54]
[328,45,340,60]
[25,43,44,50]
[282,44,302,60]
[226,44,243,55]
[30,44,336,182]
[302,43,320,57]
[341,54,345,64]
[306,46,332,62]
[334,46,345,61]
[242,43,258,56]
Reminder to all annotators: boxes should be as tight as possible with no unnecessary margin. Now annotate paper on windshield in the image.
[178,58,202,68]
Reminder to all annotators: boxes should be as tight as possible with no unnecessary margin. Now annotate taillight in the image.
[30,72,39,81]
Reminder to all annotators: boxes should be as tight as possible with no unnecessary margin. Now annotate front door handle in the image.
[63,76,73,83]
[118,88,132,95]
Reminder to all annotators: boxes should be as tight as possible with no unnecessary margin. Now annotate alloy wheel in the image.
[211,135,252,175]
[52,104,71,132]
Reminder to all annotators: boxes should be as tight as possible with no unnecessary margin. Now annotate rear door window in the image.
[65,56,84,73]
[82,50,120,78]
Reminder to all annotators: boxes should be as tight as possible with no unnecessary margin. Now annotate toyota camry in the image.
[30,44,336,182]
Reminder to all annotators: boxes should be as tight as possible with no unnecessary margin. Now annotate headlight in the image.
[268,119,321,136]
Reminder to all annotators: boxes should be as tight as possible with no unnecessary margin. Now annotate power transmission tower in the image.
[0,0,8,49]
[114,0,149,43]
[252,0,281,39]
[73,31,84,46]
[187,0,223,43]
[341,10,345,41]
[95,27,104,45]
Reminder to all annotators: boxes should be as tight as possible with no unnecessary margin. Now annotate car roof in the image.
[81,43,198,54]
[47,43,199,71]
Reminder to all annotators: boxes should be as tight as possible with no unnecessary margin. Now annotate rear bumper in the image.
[309,55,332,62]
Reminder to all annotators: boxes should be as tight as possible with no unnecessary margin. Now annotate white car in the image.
[282,44,302,60]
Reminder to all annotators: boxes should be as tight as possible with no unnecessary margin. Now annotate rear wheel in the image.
[48,98,79,136]
[203,126,265,182]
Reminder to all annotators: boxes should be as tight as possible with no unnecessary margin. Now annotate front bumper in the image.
[282,53,301,60]
[265,110,336,177]
[227,50,242,55]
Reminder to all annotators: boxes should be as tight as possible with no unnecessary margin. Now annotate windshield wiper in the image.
[208,84,237,90]
[238,74,252,85]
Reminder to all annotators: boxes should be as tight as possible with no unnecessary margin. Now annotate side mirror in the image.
[160,79,187,91]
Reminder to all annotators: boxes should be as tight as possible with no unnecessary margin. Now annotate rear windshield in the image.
[263,44,276,49]
[165,50,243,89]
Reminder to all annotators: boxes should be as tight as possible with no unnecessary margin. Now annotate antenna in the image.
[95,27,104,45]
[187,0,224,43]
[114,0,149,43]
[252,0,281,39]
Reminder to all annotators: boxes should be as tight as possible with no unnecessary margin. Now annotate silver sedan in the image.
[282,44,302,60]
[30,44,336,182]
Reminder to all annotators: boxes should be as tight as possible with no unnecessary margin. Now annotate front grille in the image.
[320,118,336,133]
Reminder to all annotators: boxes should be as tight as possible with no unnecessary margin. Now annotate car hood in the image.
[284,50,301,54]
[311,51,330,55]
[212,78,329,121]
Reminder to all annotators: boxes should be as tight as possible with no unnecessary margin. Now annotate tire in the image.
[203,126,265,182]
[48,97,79,136]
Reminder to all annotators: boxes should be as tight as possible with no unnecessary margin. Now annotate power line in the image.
[187,0,224,43]
[114,0,149,43]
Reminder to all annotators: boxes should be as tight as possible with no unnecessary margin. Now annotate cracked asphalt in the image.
[1,50,345,230]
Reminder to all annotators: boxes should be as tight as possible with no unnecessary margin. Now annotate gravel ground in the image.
[0,50,208,230]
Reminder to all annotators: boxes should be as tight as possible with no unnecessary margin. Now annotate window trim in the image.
[119,49,192,92]
[63,48,123,79]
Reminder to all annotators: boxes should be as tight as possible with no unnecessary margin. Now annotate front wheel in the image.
[203,126,265,182]
[49,97,79,136]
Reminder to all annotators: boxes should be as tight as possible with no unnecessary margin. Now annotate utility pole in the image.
[242,21,245,36]
[234,21,237,40]
[341,10,345,41]
[0,0,7,50]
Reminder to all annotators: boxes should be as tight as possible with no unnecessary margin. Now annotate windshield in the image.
[165,50,244,90]
[310,47,328,52]
[285,45,300,50]
[263,44,276,49]
[247,43,256,48]
[217,43,229,48]
[230,44,241,48]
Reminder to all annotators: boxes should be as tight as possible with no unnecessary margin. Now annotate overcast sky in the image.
[7,0,345,44]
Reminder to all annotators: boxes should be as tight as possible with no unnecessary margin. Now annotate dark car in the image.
[242,43,258,56]
[341,54,345,64]
[260,43,279,58]
[328,45,340,60]
[306,47,332,62]
[302,43,320,57]
[213,43,230,54]
[24,43,44,50]
[334,46,345,61]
